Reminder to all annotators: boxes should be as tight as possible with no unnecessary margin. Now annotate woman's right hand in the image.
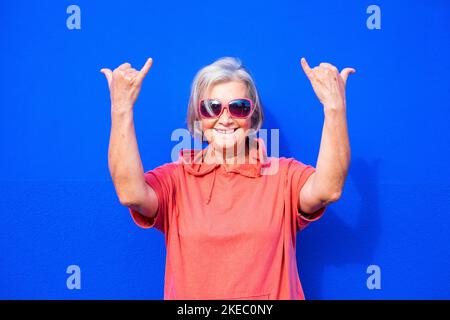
[100,58,153,112]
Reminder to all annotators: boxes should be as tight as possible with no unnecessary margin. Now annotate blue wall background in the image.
[1,0,449,299]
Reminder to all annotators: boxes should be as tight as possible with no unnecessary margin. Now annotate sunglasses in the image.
[199,98,254,119]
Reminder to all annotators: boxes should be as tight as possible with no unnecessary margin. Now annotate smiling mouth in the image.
[214,128,238,135]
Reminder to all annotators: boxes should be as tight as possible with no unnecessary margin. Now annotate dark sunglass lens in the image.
[229,99,251,117]
[200,100,222,118]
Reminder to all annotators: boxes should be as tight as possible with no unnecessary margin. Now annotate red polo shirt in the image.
[129,138,326,299]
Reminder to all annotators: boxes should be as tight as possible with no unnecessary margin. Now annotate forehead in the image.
[205,80,247,100]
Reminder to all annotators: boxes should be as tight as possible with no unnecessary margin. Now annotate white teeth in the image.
[215,129,236,134]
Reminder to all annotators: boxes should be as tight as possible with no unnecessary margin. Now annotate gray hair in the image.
[186,57,264,139]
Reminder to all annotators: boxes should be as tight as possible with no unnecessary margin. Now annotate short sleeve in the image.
[286,158,326,232]
[129,162,178,234]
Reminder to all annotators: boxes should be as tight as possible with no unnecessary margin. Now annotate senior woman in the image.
[101,56,354,300]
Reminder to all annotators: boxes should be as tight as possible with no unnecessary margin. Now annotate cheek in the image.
[202,119,216,140]
[202,119,216,129]
[237,119,251,131]
[234,119,252,141]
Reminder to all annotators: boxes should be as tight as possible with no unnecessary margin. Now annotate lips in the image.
[214,128,238,135]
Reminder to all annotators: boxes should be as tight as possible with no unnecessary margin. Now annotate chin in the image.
[212,135,247,152]
[213,140,236,151]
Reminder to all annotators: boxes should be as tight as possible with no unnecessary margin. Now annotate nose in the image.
[218,107,234,125]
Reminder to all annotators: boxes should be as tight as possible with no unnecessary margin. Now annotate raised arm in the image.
[101,58,158,218]
[298,57,355,214]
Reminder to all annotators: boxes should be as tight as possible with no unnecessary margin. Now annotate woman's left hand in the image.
[301,57,355,112]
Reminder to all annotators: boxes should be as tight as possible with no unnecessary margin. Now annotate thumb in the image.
[340,67,356,86]
[100,68,113,87]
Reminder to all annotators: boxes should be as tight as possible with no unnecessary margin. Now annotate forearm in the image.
[313,105,351,202]
[108,107,148,204]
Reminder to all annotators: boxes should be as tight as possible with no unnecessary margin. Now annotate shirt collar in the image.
[179,137,271,178]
